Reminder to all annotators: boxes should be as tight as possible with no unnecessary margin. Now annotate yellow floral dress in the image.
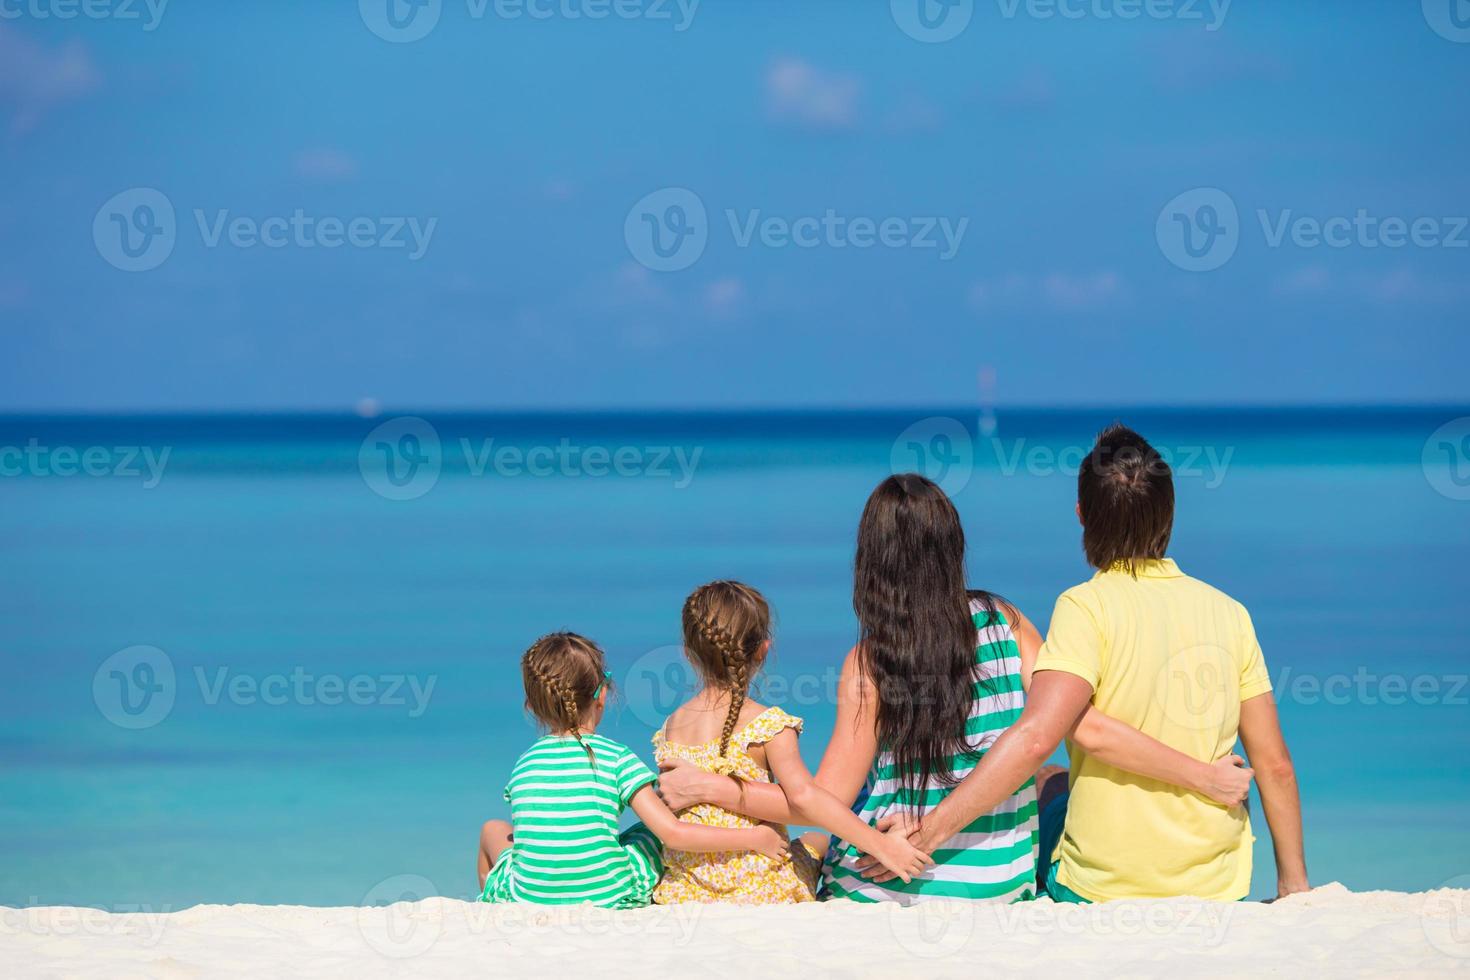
[651,706,823,905]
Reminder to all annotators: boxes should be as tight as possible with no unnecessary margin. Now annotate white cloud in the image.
[0,27,100,137]
[704,277,744,317]
[765,57,860,132]
[293,148,358,182]
[970,271,1126,314]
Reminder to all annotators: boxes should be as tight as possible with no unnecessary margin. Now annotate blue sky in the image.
[1,0,1467,411]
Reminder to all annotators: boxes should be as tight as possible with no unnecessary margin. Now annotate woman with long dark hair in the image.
[657,473,1253,902]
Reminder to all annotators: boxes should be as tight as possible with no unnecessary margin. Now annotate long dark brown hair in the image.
[854,474,1001,810]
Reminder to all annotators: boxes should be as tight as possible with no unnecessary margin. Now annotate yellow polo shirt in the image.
[1036,558,1273,902]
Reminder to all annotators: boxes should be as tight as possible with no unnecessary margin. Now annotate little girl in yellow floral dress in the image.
[652,581,930,904]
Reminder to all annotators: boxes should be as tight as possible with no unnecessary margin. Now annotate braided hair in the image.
[681,582,771,766]
[520,632,608,765]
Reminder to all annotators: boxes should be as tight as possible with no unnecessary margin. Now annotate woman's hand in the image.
[1198,754,1254,807]
[656,757,713,812]
[748,825,790,862]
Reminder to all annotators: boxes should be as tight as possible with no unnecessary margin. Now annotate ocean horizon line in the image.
[1,402,1466,423]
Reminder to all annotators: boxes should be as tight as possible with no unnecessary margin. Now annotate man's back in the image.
[1035,557,1272,901]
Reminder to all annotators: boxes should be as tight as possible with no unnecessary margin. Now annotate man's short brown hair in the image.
[1078,424,1174,572]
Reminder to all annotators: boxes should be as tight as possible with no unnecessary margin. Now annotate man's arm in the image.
[1238,692,1308,898]
[904,670,1095,849]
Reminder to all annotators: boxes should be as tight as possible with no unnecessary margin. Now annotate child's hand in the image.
[749,825,790,862]
[868,832,932,884]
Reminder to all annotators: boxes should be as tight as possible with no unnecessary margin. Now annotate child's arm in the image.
[762,728,931,882]
[628,785,789,861]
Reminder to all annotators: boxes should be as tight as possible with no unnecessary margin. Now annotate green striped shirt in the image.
[485,734,659,907]
[824,601,1039,905]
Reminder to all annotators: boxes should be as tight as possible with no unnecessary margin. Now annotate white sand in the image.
[5,883,1469,978]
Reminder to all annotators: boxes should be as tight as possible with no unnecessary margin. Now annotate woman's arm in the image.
[627,785,788,860]
[656,647,880,821]
[763,728,930,882]
[1010,602,1252,807]
[1237,692,1309,898]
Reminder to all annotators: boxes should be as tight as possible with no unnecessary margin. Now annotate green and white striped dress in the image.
[481,733,662,908]
[824,600,1039,904]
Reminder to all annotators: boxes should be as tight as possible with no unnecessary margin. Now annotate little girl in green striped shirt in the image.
[476,632,789,907]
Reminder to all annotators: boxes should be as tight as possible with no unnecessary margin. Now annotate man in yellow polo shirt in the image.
[867,424,1308,901]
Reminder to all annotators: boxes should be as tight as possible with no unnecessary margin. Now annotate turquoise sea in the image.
[3,407,1468,908]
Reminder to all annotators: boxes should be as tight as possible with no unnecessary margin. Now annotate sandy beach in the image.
[4,883,1468,978]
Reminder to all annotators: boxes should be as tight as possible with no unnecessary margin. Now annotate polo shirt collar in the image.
[1099,557,1183,578]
